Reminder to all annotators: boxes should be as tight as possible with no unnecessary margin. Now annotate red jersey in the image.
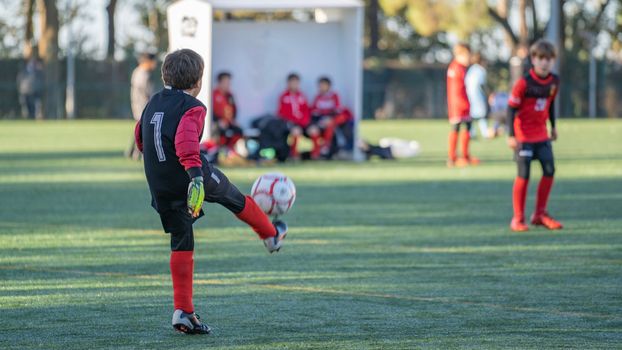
[509,69,559,143]
[311,91,341,116]
[446,60,470,122]
[278,90,310,127]
[212,89,236,121]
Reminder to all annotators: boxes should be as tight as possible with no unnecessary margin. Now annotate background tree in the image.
[379,0,491,40]
[23,0,35,58]
[106,0,117,60]
[38,0,61,119]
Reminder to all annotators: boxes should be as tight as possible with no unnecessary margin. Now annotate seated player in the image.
[507,39,563,232]
[311,76,353,157]
[134,49,287,335]
[447,42,479,167]
[277,73,322,160]
[212,71,243,157]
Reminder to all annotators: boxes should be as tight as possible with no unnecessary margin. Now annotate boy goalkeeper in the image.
[134,49,287,334]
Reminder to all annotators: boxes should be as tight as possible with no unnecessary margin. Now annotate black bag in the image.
[251,115,290,162]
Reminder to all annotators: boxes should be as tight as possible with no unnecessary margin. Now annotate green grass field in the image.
[0,119,621,349]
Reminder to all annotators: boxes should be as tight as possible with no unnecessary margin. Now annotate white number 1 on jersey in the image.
[150,112,166,162]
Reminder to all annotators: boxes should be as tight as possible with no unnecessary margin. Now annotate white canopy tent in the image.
[167,0,364,159]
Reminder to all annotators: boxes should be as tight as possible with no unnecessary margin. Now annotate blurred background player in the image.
[446,43,479,167]
[489,91,509,138]
[507,39,563,232]
[126,52,156,160]
[465,52,489,139]
[212,71,244,160]
[134,49,287,335]
[278,73,321,160]
[16,55,44,120]
[311,76,353,158]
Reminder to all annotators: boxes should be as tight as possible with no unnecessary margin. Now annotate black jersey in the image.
[141,88,205,212]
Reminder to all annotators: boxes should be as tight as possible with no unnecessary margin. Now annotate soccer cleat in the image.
[467,156,480,165]
[455,158,470,167]
[510,218,529,232]
[446,159,457,168]
[264,220,288,253]
[531,212,563,230]
[172,309,211,335]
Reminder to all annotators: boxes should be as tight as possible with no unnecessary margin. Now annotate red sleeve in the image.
[508,78,527,108]
[134,120,143,152]
[175,106,206,176]
[333,93,342,113]
[278,93,294,123]
[311,95,320,115]
[212,90,227,120]
[300,96,311,127]
[333,93,341,108]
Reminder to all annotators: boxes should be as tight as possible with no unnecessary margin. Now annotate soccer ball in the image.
[251,173,296,216]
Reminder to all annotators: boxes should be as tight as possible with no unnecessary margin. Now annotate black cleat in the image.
[264,220,288,253]
[172,309,211,335]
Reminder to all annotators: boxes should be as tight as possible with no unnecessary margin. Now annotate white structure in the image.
[167,0,364,157]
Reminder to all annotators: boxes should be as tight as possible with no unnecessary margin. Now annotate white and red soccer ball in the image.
[251,173,296,216]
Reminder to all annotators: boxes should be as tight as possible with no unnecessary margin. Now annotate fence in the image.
[1,58,620,119]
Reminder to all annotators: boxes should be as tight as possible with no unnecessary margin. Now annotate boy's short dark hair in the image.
[318,76,331,85]
[139,52,157,63]
[217,71,231,82]
[453,42,471,56]
[471,52,483,65]
[287,73,300,82]
[530,39,557,59]
[161,49,204,90]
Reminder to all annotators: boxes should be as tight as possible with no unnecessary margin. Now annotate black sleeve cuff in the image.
[187,167,203,179]
[507,108,517,137]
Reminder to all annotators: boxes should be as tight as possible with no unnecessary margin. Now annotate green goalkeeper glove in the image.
[187,176,204,218]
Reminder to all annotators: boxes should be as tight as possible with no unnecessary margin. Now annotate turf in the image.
[0,119,621,349]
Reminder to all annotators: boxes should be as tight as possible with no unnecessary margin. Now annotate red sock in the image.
[323,125,335,150]
[535,176,554,216]
[219,135,227,147]
[448,130,458,161]
[290,135,299,158]
[310,135,321,158]
[170,251,194,313]
[460,130,471,159]
[235,196,277,239]
[513,177,529,221]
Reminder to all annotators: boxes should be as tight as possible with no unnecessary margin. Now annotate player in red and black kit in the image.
[447,43,479,167]
[212,71,243,156]
[134,49,287,335]
[311,76,353,157]
[278,73,322,160]
[507,39,563,232]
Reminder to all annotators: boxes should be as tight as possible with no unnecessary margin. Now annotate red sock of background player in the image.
[170,251,194,313]
[235,196,277,239]
[448,130,458,161]
[535,176,554,216]
[310,135,321,158]
[290,135,299,158]
[513,177,528,221]
[460,130,471,159]
[323,125,335,151]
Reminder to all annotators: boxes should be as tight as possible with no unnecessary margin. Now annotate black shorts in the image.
[515,140,555,179]
[158,155,246,251]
